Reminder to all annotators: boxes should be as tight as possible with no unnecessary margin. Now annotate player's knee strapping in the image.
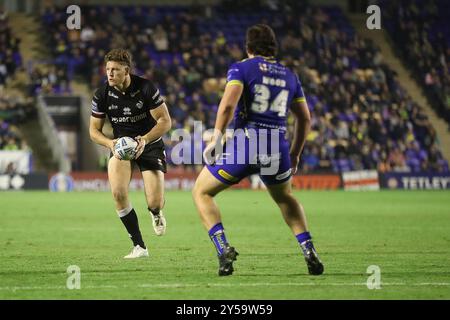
[116,204,133,217]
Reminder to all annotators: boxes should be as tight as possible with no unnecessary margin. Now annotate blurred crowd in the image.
[383,0,450,127]
[0,90,36,150]
[0,6,30,152]
[0,120,24,151]
[0,6,22,89]
[40,1,449,173]
[28,64,72,95]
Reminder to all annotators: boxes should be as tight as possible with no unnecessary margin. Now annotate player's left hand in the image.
[134,136,146,159]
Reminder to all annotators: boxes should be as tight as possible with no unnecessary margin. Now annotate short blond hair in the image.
[104,49,133,69]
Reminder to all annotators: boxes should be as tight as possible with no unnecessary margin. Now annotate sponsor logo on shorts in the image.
[276,168,292,180]
[218,169,239,182]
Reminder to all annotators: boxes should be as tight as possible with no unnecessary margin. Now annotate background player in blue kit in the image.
[192,24,324,276]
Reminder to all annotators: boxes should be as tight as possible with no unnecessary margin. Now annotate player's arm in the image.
[203,83,243,164]
[213,83,243,139]
[89,116,116,154]
[289,100,311,174]
[89,88,118,156]
[134,103,171,158]
[142,103,172,143]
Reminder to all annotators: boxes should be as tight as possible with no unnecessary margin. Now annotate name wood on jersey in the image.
[262,76,286,88]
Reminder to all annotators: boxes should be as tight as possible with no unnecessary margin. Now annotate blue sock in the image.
[296,232,314,255]
[296,231,312,244]
[208,223,228,255]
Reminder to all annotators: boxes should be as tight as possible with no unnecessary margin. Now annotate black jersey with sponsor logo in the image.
[91,74,164,139]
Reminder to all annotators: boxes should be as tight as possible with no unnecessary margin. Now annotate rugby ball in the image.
[114,136,138,160]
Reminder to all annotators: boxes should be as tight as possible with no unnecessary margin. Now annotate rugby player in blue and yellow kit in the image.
[192,24,324,276]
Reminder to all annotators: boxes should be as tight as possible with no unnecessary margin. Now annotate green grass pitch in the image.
[1,190,449,299]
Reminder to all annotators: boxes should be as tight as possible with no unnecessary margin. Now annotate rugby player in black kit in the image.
[89,49,172,259]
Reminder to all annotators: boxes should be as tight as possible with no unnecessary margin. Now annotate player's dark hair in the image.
[104,48,133,70]
[246,24,278,57]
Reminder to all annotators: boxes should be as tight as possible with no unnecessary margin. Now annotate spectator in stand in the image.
[152,24,169,52]
[383,0,450,126]
[388,147,409,172]
[0,7,22,87]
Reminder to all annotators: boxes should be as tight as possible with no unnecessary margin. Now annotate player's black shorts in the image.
[110,138,167,173]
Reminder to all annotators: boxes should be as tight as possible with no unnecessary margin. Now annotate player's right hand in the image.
[110,139,122,160]
[203,139,223,165]
[290,154,300,175]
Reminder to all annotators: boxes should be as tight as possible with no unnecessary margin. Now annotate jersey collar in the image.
[256,56,277,63]
[110,74,135,96]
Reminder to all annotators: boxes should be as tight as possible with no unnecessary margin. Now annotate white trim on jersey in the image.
[148,137,162,145]
[152,89,160,100]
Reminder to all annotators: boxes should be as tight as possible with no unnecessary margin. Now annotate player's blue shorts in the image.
[206,127,292,186]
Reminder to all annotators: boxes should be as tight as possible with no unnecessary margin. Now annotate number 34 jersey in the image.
[227,56,306,132]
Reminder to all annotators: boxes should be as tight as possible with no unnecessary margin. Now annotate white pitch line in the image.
[1,282,450,292]
[138,282,450,288]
